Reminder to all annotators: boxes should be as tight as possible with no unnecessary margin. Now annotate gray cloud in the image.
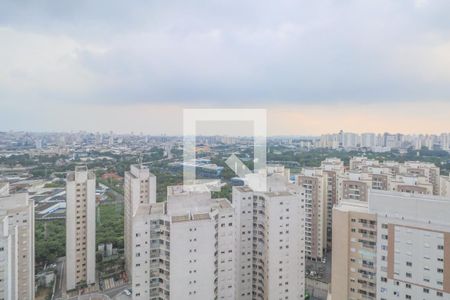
[1,0,450,108]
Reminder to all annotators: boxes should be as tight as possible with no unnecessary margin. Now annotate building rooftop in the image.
[369,190,450,226]
[235,186,253,193]
[135,202,165,217]
[217,198,232,209]
[171,214,191,223]
[67,166,95,181]
[334,199,369,213]
[0,192,30,210]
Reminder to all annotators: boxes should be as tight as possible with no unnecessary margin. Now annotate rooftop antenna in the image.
[138,152,143,167]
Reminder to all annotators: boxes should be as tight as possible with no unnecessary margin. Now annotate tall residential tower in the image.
[0,187,35,300]
[124,164,157,276]
[234,168,306,300]
[66,166,96,290]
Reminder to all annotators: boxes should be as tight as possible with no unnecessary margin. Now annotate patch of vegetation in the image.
[35,220,65,269]
[96,203,124,249]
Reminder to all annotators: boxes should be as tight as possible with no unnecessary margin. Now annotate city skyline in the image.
[3,103,450,135]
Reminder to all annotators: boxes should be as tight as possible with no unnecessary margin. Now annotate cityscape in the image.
[2,0,450,299]
[1,131,450,299]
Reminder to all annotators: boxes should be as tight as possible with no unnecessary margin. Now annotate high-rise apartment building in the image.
[124,164,157,276]
[332,190,450,300]
[295,159,344,257]
[234,170,306,300]
[331,199,377,300]
[0,189,35,300]
[297,168,327,261]
[128,185,236,300]
[66,166,96,290]
[371,191,450,300]
[320,158,345,248]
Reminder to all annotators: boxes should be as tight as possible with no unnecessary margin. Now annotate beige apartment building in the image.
[124,164,156,277]
[295,158,344,257]
[337,172,373,203]
[0,187,35,300]
[66,166,96,290]
[332,189,450,300]
[332,200,377,300]
[371,191,450,300]
[349,158,441,195]
[297,168,327,261]
[320,158,345,248]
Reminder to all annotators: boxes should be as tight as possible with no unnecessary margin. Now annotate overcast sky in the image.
[1,0,450,135]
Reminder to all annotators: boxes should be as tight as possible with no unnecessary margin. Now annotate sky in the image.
[1,0,450,135]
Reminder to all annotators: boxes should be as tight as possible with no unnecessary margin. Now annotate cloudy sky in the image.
[1,0,450,135]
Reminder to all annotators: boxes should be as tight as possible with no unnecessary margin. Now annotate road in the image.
[54,257,66,299]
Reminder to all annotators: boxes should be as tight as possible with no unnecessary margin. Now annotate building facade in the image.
[297,168,327,261]
[128,184,236,300]
[371,191,450,300]
[124,164,157,277]
[234,171,306,300]
[0,190,35,300]
[66,166,96,290]
[332,190,450,300]
[331,200,377,300]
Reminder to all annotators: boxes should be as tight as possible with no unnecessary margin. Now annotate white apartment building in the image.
[233,171,306,300]
[361,133,377,148]
[0,189,35,300]
[66,166,96,290]
[128,185,236,300]
[124,164,157,276]
[318,132,450,151]
[371,191,450,300]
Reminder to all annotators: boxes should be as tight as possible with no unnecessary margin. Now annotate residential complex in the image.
[125,164,306,300]
[65,166,97,290]
[127,185,236,300]
[295,157,446,264]
[0,185,35,300]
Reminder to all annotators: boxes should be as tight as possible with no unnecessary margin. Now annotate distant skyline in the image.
[1,0,450,134]
[2,102,450,136]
